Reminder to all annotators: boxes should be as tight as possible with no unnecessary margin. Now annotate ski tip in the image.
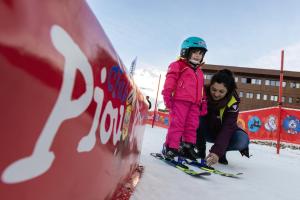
[186,171,211,177]
[150,152,163,157]
[221,172,243,178]
[199,172,211,176]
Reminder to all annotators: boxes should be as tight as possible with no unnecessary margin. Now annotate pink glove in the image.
[200,99,207,116]
[163,95,172,109]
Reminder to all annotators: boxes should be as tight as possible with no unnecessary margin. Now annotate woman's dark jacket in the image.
[204,88,241,157]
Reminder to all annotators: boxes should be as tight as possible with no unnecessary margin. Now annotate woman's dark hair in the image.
[210,69,237,95]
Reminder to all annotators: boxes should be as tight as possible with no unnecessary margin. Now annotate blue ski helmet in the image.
[180,37,207,58]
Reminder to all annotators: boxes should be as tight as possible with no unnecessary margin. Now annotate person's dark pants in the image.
[196,117,249,158]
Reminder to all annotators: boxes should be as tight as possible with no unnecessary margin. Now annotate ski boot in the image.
[162,144,180,161]
[180,142,199,161]
[196,147,206,159]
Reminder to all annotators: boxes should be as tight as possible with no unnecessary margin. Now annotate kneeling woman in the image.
[196,69,250,166]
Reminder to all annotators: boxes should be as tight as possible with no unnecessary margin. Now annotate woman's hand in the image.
[205,152,219,166]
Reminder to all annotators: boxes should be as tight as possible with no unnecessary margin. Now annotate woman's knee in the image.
[236,130,249,149]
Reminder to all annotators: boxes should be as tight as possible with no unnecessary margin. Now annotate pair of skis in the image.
[150,153,211,177]
[150,153,242,178]
[185,159,243,178]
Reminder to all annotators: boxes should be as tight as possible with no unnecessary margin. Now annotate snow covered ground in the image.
[131,125,300,200]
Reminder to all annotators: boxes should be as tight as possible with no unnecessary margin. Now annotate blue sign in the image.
[283,116,300,134]
[248,116,261,132]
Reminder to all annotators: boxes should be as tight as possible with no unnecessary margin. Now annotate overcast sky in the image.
[87,0,300,72]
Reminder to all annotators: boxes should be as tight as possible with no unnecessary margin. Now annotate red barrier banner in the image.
[238,107,300,144]
[0,0,148,199]
[238,107,279,141]
[278,108,300,144]
[148,107,300,145]
[147,111,170,128]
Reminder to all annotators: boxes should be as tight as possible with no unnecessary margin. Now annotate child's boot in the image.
[180,142,198,160]
[162,144,179,160]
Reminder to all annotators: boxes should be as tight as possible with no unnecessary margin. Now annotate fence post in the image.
[276,50,284,154]
[152,74,161,128]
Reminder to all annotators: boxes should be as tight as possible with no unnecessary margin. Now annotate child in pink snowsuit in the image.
[162,36,208,160]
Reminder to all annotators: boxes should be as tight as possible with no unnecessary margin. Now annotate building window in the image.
[288,97,293,103]
[241,77,262,85]
[205,74,213,80]
[265,79,283,87]
[241,77,252,84]
[239,91,244,98]
[256,93,261,100]
[251,79,262,85]
[281,96,285,102]
[257,79,262,85]
[283,81,286,87]
[296,97,300,103]
[270,95,278,101]
[297,83,300,89]
[241,78,247,84]
[263,94,268,100]
[270,80,276,86]
[246,92,253,99]
[290,82,296,88]
[235,77,238,82]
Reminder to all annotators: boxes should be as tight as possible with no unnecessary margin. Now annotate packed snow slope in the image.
[131,125,300,200]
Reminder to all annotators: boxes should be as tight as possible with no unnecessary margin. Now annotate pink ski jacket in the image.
[162,59,207,114]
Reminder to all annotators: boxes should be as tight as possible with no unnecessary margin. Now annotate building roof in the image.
[203,64,300,78]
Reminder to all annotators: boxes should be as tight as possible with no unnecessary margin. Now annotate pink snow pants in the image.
[165,99,201,149]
